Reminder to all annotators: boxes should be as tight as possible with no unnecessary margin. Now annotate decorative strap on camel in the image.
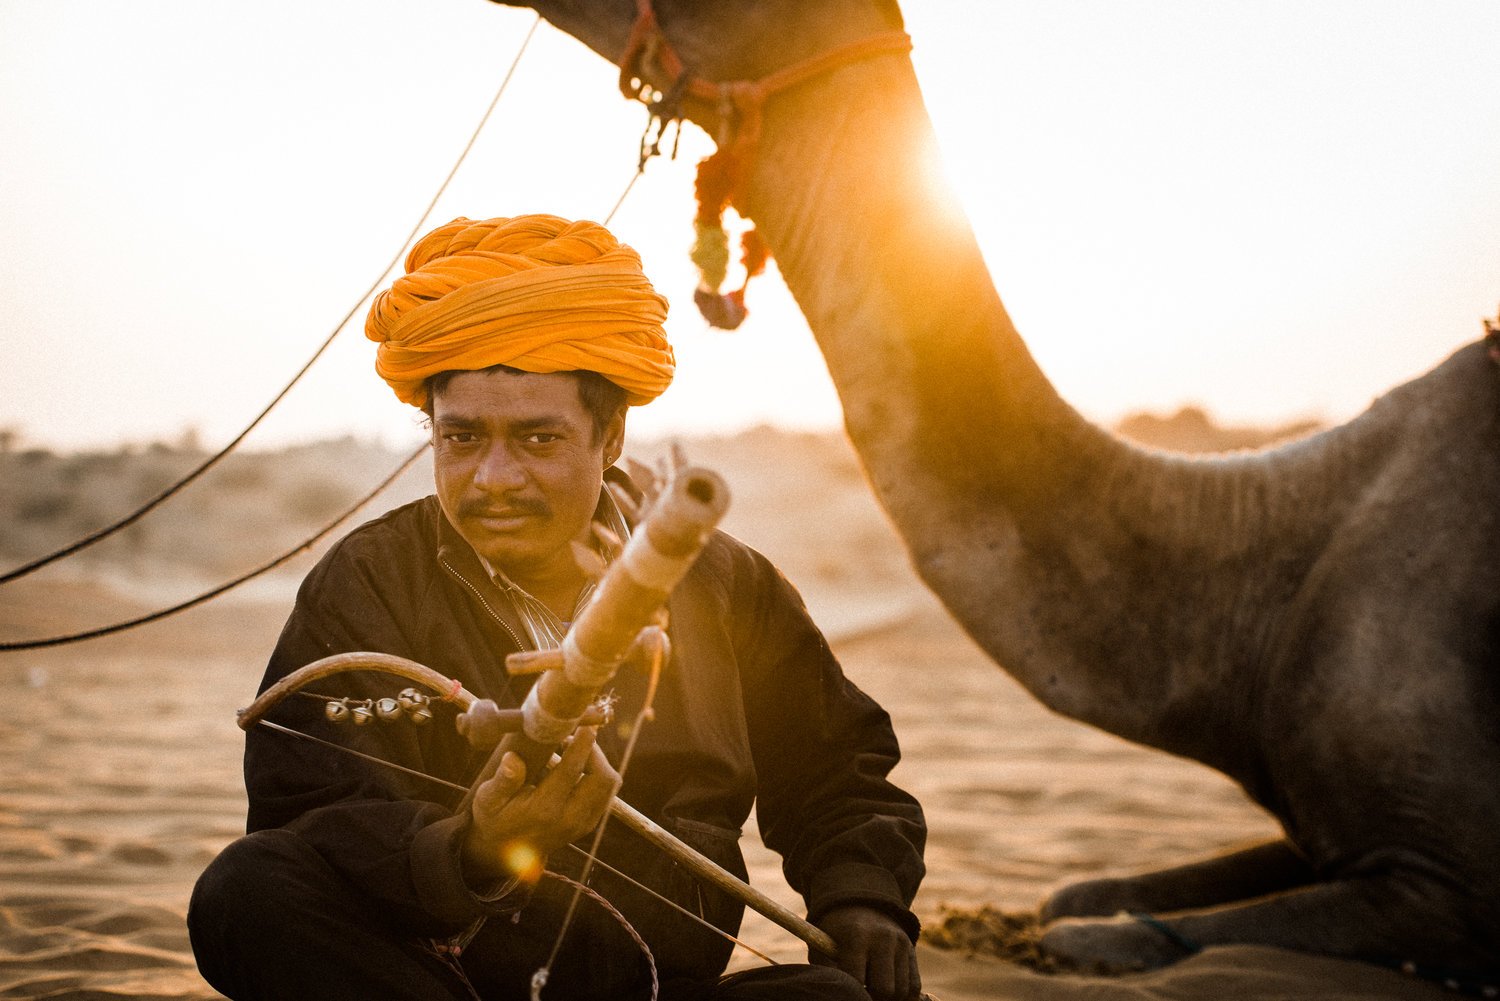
[618,0,912,329]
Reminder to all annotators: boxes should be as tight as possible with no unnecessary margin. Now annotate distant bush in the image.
[17,492,72,523]
[216,462,268,490]
[283,480,355,522]
[1116,407,1321,454]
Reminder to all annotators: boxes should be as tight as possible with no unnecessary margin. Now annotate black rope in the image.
[0,15,541,588]
[0,443,428,651]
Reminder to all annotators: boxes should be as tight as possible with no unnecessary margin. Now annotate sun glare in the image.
[907,3,1500,430]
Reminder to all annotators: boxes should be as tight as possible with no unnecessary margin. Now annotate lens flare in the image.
[502,840,543,883]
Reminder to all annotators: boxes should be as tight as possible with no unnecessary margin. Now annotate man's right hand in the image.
[462,726,620,883]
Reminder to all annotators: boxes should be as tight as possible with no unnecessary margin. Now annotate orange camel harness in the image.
[617,0,912,328]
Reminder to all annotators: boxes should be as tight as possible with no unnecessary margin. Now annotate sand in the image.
[0,433,1455,1000]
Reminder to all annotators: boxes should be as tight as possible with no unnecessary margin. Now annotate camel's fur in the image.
[502,0,1500,979]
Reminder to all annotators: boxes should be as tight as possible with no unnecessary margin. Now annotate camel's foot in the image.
[1040,877,1141,922]
[1038,913,1198,974]
[1041,840,1314,922]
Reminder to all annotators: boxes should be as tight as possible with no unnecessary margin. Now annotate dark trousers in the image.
[189,829,871,1001]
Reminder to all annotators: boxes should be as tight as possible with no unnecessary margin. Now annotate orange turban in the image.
[365,214,674,409]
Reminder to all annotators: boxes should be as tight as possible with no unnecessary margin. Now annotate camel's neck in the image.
[746,59,1092,517]
[739,55,1260,761]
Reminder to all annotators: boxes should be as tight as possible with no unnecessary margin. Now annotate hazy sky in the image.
[3,1,1498,452]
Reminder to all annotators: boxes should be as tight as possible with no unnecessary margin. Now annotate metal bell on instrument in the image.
[398,687,429,710]
[407,705,433,726]
[325,701,350,723]
[350,703,375,726]
[375,697,403,721]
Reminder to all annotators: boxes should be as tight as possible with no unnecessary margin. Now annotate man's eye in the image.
[443,432,478,445]
[525,433,560,445]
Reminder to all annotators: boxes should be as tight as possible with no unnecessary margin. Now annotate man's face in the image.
[431,369,623,589]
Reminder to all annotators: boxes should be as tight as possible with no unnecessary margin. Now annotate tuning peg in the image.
[506,648,564,676]
[455,700,526,747]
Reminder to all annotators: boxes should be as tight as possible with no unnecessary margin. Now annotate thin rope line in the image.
[604,168,644,226]
[256,719,468,792]
[0,15,541,587]
[537,872,658,1001]
[0,442,428,651]
[562,844,778,966]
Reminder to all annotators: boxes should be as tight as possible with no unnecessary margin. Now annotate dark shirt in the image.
[244,481,926,992]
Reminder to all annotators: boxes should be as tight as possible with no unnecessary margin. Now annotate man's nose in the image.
[472,442,527,493]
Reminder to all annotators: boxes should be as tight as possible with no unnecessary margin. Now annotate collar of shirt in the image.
[473,486,632,652]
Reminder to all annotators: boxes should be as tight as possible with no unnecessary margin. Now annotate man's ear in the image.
[601,408,627,469]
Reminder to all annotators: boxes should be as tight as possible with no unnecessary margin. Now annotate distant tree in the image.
[176,425,205,455]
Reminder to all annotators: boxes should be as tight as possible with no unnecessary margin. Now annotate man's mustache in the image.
[459,496,550,519]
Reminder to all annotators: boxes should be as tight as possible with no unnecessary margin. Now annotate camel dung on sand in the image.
[498,0,1500,983]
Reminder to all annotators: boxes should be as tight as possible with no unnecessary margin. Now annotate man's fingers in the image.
[870,934,920,1001]
[473,751,527,818]
[838,940,875,997]
[847,938,916,1001]
[865,948,892,1000]
[584,741,620,785]
[530,727,599,805]
[497,750,526,789]
[485,730,621,840]
[557,726,600,776]
[577,750,621,806]
[555,740,620,838]
[877,938,921,1001]
[812,907,923,1001]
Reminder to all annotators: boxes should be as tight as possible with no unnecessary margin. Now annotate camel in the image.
[495,0,1500,982]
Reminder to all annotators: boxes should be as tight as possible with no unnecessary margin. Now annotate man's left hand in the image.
[811,905,921,1001]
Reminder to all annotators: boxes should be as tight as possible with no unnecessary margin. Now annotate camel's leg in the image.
[1039,868,1481,975]
[1041,838,1314,921]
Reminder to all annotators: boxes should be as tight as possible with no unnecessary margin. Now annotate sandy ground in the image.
[0,439,1456,999]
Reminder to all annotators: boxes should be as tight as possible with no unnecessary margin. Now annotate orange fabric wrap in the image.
[365,215,674,408]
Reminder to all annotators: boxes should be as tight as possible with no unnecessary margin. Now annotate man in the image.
[188,214,927,1001]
